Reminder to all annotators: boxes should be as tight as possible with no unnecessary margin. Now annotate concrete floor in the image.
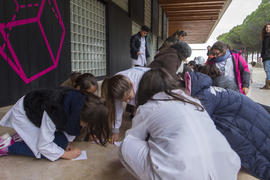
[0,67,269,180]
[0,116,135,180]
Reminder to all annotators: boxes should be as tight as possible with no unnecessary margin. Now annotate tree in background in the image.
[217,0,270,61]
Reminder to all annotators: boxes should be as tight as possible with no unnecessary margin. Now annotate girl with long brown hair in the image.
[119,68,240,180]
[101,67,150,142]
[0,88,110,161]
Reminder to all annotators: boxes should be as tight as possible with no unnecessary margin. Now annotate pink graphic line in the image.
[0,0,66,84]
[0,29,22,74]
[5,18,38,29]
[12,0,19,22]
[0,53,21,76]
[27,64,57,83]
[38,21,56,63]
[48,0,59,20]
[4,33,26,77]
[0,46,21,75]
[53,0,65,64]
[37,0,46,20]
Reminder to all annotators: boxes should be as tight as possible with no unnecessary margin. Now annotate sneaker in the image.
[0,133,11,145]
[12,133,23,142]
[0,134,14,156]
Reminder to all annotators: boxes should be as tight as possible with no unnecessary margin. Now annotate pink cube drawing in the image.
[0,0,66,84]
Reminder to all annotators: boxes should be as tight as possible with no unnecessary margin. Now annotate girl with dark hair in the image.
[260,22,270,89]
[74,73,98,93]
[185,65,270,179]
[206,41,250,95]
[119,68,241,180]
[61,72,98,94]
[61,72,82,88]
[0,88,110,161]
[101,67,150,143]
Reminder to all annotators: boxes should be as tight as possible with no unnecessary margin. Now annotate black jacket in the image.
[261,35,270,61]
[23,88,85,136]
[130,32,150,59]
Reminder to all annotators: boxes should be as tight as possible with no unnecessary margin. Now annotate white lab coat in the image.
[0,96,75,161]
[132,37,147,66]
[119,90,241,180]
[113,67,150,133]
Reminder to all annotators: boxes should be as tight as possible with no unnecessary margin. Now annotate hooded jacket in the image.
[185,71,270,180]
[207,51,250,94]
[149,47,181,80]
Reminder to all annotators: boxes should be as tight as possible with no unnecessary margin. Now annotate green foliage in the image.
[217,0,270,54]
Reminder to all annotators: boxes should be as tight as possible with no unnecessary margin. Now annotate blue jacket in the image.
[187,71,270,180]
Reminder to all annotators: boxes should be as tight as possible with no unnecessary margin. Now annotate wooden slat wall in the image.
[159,0,232,43]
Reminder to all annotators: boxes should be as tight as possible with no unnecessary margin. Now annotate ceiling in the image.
[159,0,232,44]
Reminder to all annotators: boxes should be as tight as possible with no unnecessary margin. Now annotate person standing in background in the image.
[207,45,211,56]
[130,26,150,67]
[260,22,270,90]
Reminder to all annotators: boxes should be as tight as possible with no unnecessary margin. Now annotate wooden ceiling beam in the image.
[163,6,223,11]
[163,7,223,12]
[166,12,220,17]
[162,3,224,7]
[169,16,219,21]
[160,0,232,43]
[169,21,215,25]
[166,9,221,13]
[159,0,227,5]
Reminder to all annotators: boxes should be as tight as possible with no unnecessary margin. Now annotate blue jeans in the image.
[263,60,270,80]
[8,131,68,158]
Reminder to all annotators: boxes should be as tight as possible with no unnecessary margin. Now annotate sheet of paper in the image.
[114,141,122,147]
[72,150,87,161]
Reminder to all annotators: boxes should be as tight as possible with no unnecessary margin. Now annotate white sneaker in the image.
[0,134,13,156]
[0,133,11,146]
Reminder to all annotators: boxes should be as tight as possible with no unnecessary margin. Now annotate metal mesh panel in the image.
[70,0,106,76]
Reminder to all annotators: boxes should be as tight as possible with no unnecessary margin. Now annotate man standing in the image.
[130,26,150,67]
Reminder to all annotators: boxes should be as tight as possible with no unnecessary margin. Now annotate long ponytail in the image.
[101,77,115,131]
[101,75,133,129]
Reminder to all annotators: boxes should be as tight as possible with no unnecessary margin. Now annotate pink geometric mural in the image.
[0,0,66,84]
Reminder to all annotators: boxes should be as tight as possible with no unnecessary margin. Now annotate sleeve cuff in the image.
[112,128,120,134]
[63,131,76,142]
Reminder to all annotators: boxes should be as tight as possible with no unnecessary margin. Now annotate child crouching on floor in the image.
[0,88,110,161]
[119,68,240,180]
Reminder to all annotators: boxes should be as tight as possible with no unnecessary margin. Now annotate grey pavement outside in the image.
[247,67,270,106]
[0,67,269,180]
